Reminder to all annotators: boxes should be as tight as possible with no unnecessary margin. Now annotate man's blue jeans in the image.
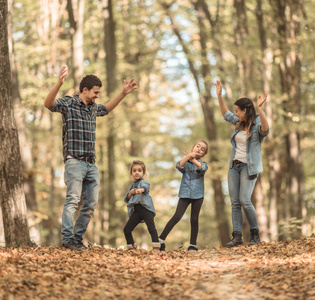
[228,162,258,232]
[62,159,99,244]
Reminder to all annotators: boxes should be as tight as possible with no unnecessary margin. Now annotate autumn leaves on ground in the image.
[0,237,314,300]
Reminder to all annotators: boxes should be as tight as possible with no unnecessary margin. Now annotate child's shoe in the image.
[187,245,198,252]
[152,242,161,252]
[127,243,138,250]
[159,237,165,251]
[160,243,166,251]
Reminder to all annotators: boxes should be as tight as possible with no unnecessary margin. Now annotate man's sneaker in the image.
[76,240,88,250]
[62,240,82,251]
[188,245,198,252]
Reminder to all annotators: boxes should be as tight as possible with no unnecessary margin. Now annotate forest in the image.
[0,0,315,250]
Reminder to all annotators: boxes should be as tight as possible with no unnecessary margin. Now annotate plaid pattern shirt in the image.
[48,94,108,162]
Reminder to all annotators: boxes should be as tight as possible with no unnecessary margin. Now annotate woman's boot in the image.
[224,231,243,248]
[248,229,261,246]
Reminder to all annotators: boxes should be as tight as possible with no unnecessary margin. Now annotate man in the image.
[44,66,137,251]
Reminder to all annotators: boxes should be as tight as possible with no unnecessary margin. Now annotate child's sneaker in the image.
[159,238,165,251]
[127,243,138,250]
[159,242,166,251]
[187,245,198,252]
[152,242,161,252]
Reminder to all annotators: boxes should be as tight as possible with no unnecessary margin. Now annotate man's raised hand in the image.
[59,65,68,84]
[122,78,137,95]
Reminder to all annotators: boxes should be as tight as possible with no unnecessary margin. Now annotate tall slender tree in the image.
[67,0,85,90]
[161,1,230,245]
[103,0,119,246]
[0,0,30,247]
[8,0,40,244]
[270,0,305,239]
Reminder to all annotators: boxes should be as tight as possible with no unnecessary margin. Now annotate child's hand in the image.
[135,188,144,194]
[184,151,196,159]
[131,188,137,195]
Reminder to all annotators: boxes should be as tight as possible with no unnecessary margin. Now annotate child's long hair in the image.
[191,139,209,157]
[129,160,146,176]
[234,98,256,138]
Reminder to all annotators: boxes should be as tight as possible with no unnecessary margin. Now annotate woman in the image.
[215,80,269,247]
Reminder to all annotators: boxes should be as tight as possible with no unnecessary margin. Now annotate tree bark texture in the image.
[67,0,85,91]
[255,0,278,242]
[164,2,230,245]
[104,0,118,246]
[270,0,305,239]
[8,0,40,244]
[0,0,30,247]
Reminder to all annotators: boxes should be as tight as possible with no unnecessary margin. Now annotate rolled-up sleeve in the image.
[196,162,208,175]
[258,124,269,137]
[48,97,69,113]
[224,110,239,125]
[176,161,185,173]
[124,188,132,203]
[96,104,109,117]
[139,180,150,193]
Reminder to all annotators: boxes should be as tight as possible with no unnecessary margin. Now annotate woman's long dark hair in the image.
[234,98,256,138]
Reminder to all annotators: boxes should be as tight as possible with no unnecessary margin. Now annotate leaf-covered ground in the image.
[0,237,314,300]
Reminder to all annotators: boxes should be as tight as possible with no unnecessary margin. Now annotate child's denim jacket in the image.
[224,110,269,176]
[176,160,208,199]
[124,179,156,217]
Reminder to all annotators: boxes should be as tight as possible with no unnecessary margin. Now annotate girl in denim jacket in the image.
[215,80,269,248]
[123,160,160,252]
[159,140,209,252]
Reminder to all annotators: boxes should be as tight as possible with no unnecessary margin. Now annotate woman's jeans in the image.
[228,162,258,232]
[62,159,99,244]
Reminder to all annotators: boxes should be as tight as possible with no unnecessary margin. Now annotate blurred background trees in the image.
[1,0,314,248]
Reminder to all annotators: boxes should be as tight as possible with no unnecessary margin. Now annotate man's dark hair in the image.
[79,75,102,92]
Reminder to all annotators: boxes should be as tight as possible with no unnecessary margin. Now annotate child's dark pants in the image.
[124,204,159,245]
[159,197,203,245]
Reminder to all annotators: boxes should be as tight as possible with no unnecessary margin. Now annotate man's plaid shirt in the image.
[48,95,108,162]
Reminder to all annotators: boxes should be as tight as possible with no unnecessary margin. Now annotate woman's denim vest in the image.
[224,111,269,176]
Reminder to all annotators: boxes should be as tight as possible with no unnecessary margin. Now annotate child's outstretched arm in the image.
[135,188,145,194]
[136,180,150,194]
[127,188,137,199]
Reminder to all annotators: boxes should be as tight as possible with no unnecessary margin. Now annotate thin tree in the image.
[67,0,85,91]
[103,0,119,246]
[0,0,30,247]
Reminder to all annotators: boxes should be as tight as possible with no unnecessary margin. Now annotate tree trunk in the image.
[8,0,40,244]
[0,0,30,247]
[163,1,230,245]
[103,0,118,247]
[67,0,85,91]
[255,0,278,242]
[233,0,252,96]
[98,145,107,246]
[270,0,305,239]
